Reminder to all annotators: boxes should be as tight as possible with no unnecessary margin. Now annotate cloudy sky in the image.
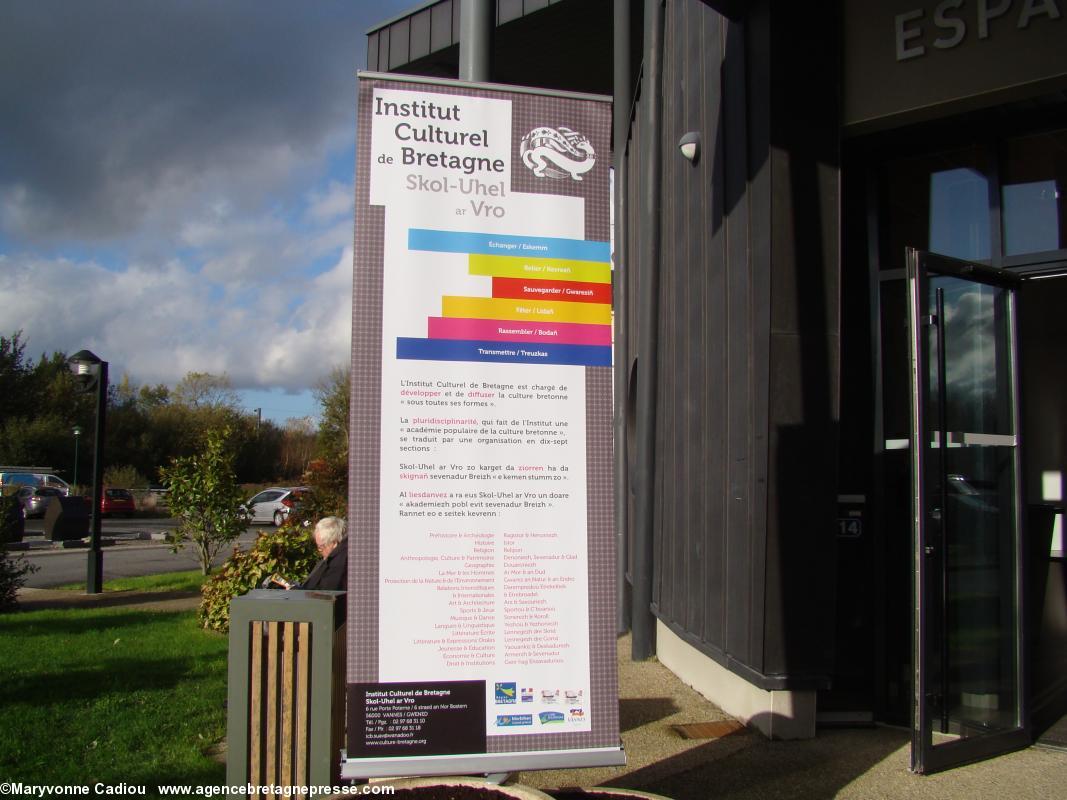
[0,0,415,423]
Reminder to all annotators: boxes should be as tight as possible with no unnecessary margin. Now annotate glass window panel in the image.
[929,169,991,262]
[936,278,1012,435]
[1001,129,1067,256]
[882,146,993,270]
[880,280,910,440]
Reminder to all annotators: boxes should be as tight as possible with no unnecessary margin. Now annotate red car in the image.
[101,487,136,517]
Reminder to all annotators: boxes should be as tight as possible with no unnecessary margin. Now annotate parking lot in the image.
[14,517,260,587]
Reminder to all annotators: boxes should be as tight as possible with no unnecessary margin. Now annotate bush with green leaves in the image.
[0,491,23,543]
[1,492,37,611]
[161,426,248,575]
[0,553,38,612]
[102,464,149,492]
[198,524,320,632]
[302,458,347,520]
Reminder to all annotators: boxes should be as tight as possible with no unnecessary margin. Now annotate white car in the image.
[37,473,71,495]
[0,471,70,494]
[241,487,309,527]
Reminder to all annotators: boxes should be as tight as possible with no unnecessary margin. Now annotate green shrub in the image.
[0,554,39,611]
[163,427,248,575]
[198,524,319,632]
[302,458,347,519]
[1,494,37,611]
[102,464,149,491]
[0,492,23,544]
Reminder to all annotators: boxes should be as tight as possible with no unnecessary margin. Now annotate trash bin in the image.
[1,494,25,543]
[42,495,90,541]
[226,589,347,791]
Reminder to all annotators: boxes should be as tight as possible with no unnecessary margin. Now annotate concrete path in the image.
[515,636,1067,800]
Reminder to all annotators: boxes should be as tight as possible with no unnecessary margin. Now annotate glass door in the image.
[905,249,1029,773]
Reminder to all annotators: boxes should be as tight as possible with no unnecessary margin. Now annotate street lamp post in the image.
[68,350,108,594]
[72,425,82,487]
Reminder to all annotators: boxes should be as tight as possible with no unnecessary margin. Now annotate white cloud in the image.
[0,1,373,247]
[306,180,355,225]
[0,245,353,394]
[0,0,410,403]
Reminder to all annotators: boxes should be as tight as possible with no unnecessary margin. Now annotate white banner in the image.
[346,73,619,775]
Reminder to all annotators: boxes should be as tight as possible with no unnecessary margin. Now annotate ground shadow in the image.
[0,608,204,639]
[0,651,223,708]
[14,589,201,612]
[619,697,680,732]
[602,723,908,800]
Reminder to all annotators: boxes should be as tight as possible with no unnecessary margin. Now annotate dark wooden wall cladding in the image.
[639,0,840,689]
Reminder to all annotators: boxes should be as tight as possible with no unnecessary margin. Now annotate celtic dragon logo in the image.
[519,126,596,181]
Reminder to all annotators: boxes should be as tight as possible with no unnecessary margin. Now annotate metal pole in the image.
[72,429,80,487]
[613,0,633,635]
[458,0,493,82]
[87,361,107,594]
[632,0,664,660]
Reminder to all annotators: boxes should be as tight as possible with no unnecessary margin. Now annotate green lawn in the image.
[54,569,208,593]
[0,602,228,792]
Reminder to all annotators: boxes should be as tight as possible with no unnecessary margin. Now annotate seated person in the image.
[297,516,348,591]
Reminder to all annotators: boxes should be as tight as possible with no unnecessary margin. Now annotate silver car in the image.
[241,487,310,527]
[16,485,64,518]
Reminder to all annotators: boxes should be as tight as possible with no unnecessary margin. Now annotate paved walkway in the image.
[514,636,1067,800]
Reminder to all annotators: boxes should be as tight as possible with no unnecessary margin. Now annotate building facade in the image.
[365,0,1067,771]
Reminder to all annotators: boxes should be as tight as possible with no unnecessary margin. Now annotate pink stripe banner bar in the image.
[427,316,612,347]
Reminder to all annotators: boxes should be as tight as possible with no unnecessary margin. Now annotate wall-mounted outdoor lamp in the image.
[68,349,108,594]
[678,131,701,164]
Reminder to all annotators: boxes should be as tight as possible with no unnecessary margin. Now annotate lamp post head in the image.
[68,349,105,391]
[73,425,82,438]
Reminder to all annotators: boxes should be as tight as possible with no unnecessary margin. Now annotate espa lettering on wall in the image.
[895,0,1062,61]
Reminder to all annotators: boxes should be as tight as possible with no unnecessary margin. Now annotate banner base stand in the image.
[341,745,626,780]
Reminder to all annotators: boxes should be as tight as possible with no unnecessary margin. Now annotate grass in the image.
[53,569,208,593]
[0,601,228,792]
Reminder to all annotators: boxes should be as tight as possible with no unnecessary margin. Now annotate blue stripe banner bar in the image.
[396,337,612,367]
[408,228,611,263]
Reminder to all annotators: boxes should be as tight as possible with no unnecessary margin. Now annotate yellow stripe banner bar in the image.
[469,254,611,284]
[442,296,612,325]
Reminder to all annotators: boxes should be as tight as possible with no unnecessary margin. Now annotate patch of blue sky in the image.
[325,144,357,182]
[0,234,131,271]
[305,250,345,279]
[237,387,318,426]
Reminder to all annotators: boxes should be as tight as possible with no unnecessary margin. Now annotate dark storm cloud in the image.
[0,0,374,243]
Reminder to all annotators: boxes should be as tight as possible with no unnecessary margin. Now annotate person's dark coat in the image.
[299,537,348,591]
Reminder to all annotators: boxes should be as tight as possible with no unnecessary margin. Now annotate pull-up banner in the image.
[343,73,621,779]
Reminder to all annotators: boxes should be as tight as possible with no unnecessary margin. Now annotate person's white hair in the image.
[314,516,346,550]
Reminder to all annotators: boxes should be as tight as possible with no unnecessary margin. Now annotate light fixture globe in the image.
[68,349,103,391]
[678,131,701,164]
